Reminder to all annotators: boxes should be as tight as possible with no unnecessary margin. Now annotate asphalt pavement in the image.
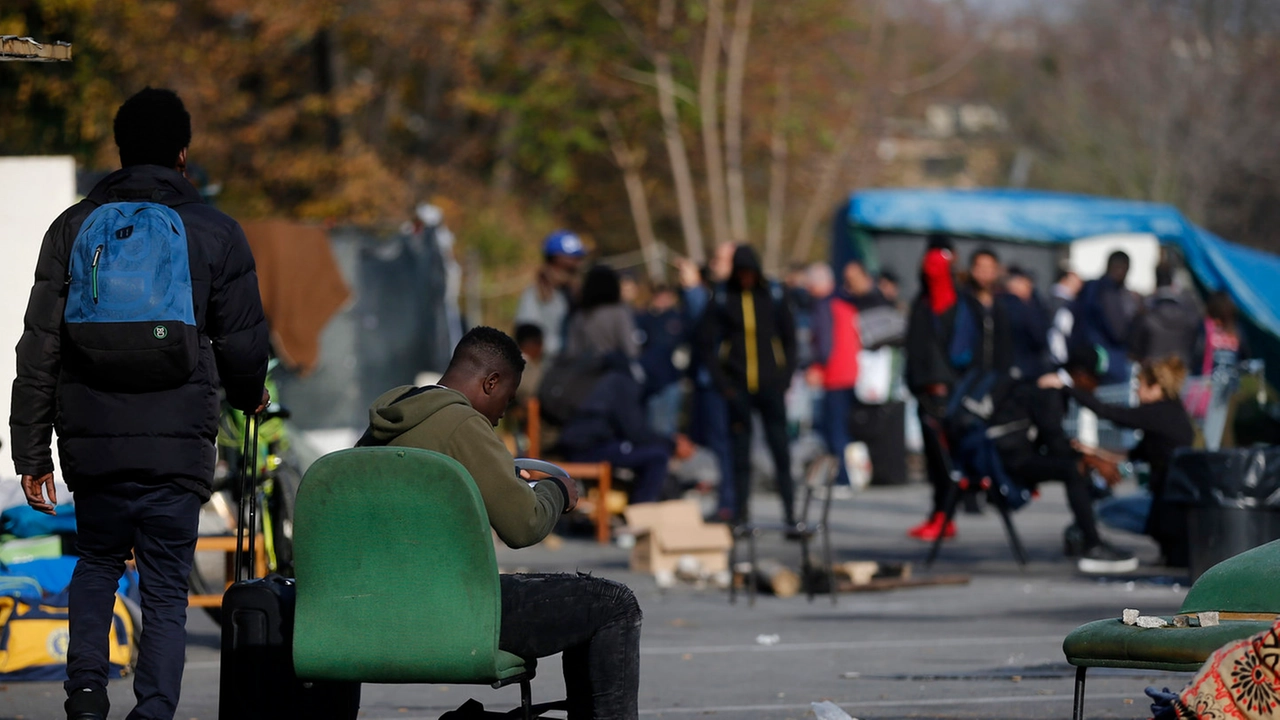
[2,479,1194,720]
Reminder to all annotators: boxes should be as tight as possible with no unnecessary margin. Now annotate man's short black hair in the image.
[114,87,192,168]
[450,326,526,376]
[1107,250,1131,271]
[1155,263,1174,288]
[970,247,999,267]
[878,269,899,285]
[1065,342,1107,378]
[926,233,953,251]
[514,323,544,347]
[1007,264,1033,282]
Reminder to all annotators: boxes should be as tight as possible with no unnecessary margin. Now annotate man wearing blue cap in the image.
[516,230,586,358]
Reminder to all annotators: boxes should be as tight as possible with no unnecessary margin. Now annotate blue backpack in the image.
[64,201,198,391]
[943,369,1034,510]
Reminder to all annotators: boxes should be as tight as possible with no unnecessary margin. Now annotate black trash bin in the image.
[848,400,907,486]
[1167,447,1280,581]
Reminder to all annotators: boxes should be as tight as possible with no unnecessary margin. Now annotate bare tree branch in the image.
[890,34,989,96]
[656,0,707,261]
[724,0,754,243]
[791,0,886,263]
[594,0,655,60]
[599,108,664,282]
[764,70,790,276]
[699,0,732,250]
[610,64,698,106]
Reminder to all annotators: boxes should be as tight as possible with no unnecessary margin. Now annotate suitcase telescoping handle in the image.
[233,410,261,583]
[513,458,572,484]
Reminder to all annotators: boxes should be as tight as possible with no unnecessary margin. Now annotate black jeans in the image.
[726,387,794,524]
[1005,454,1100,546]
[67,480,202,720]
[499,573,641,720]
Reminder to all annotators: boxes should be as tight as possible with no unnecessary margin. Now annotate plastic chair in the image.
[729,454,839,606]
[291,447,566,719]
[1063,539,1280,719]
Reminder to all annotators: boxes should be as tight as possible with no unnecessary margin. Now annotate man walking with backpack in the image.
[12,88,270,720]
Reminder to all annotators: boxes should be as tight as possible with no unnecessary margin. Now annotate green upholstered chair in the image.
[291,447,565,718]
[1063,539,1280,719]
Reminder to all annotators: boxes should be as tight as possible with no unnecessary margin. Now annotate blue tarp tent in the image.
[833,188,1280,384]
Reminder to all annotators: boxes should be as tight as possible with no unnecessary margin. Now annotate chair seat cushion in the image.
[1063,618,1274,672]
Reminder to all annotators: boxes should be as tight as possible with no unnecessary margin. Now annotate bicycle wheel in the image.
[266,459,301,577]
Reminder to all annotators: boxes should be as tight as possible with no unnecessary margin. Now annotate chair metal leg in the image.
[1072,666,1087,720]
[996,502,1029,567]
[521,679,533,720]
[747,527,759,607]
[799,532,814,602]
[925,482,961,567]
[728,526,740,605]
[820,458,838,605]
[822,521,837,605]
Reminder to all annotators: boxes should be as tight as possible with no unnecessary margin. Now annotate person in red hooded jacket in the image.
[903,234,961,541]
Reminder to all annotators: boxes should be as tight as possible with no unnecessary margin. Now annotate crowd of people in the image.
[516,230,1249,574]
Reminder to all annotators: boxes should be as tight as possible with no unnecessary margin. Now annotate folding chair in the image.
[730,455,840,606]
[920,416,1028,568]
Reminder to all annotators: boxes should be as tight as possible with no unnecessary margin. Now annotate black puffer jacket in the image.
[10,165,269,499]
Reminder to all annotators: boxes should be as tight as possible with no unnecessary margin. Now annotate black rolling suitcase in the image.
[218,413,361,720]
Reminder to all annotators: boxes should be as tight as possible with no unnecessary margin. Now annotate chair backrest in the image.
[292,447,505,683]
[1180,538,1280,614]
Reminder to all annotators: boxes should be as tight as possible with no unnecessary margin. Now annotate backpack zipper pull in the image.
[91,244,104,304]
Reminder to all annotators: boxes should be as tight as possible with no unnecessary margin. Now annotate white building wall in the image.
[0,156,76,501]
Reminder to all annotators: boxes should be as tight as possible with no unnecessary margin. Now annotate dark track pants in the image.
[67,480,201,720]
[727,387,795,524]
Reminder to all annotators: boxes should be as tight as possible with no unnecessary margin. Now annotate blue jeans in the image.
[646,383,683,438]
[67,480,202,720]
[1097,492,1152,535]
[819,389,856,487]
[690,386,734,514]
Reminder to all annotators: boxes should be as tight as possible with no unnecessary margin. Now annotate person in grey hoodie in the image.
[1133,263,1201,367]
[358,327,642,719]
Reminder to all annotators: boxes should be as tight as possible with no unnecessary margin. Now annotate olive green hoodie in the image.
[362,385,566,549]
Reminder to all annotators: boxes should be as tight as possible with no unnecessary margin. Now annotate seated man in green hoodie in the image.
[358,326,642,720]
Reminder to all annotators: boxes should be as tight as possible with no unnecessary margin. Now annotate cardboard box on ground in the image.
[623,500,732,576]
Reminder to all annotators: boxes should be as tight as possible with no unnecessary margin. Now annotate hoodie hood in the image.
[729,245,763,290]
[362,385,471,446]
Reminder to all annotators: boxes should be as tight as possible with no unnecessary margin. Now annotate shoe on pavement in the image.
[66,687,108,720]
[1077,541,1139,574]
[907,512,956,542]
